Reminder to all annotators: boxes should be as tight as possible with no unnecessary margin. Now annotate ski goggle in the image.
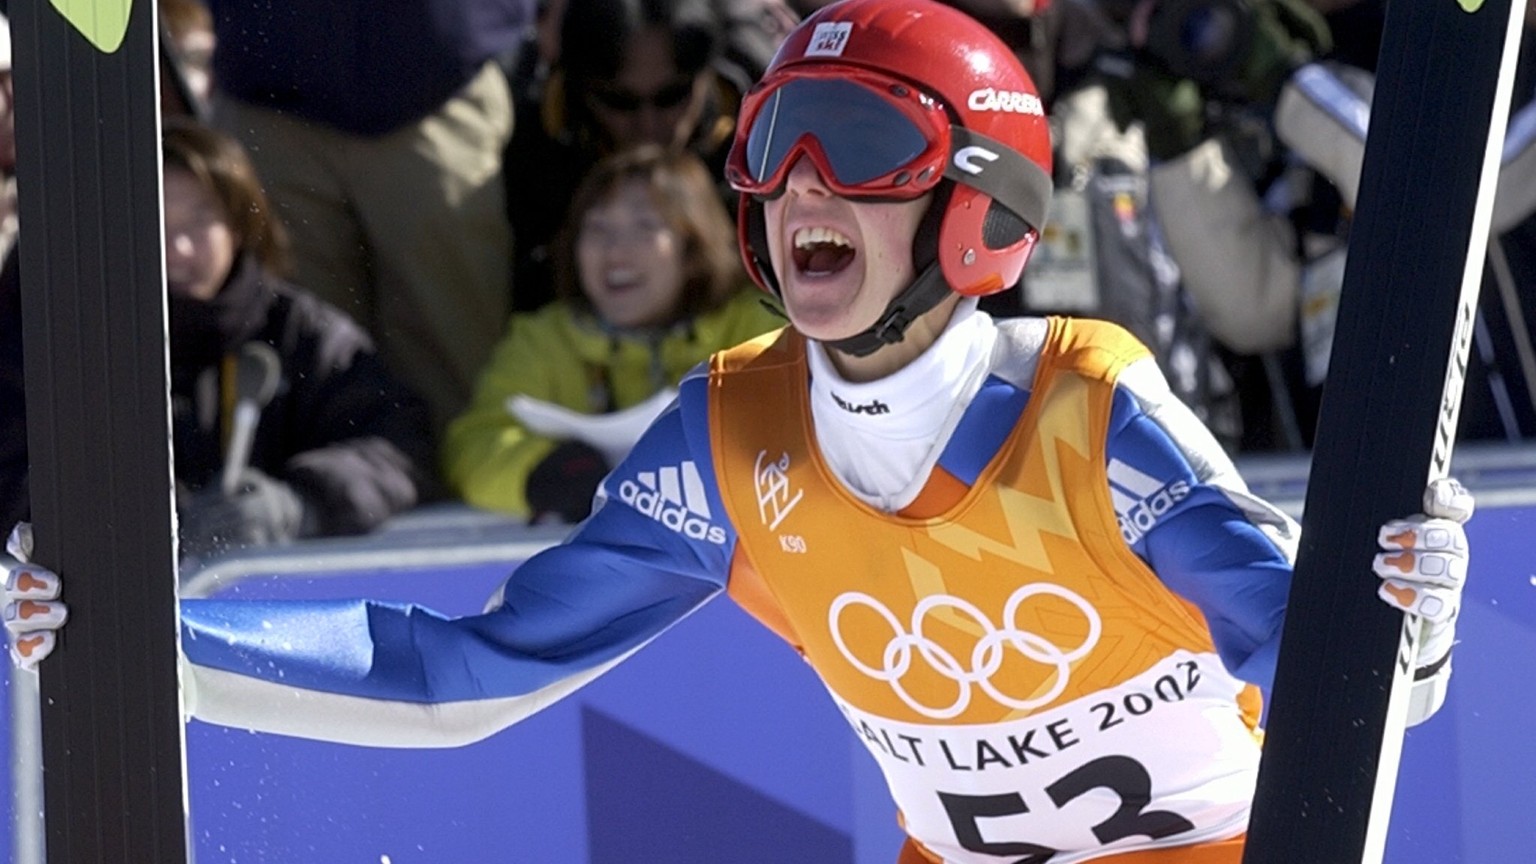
[725,68,952,200]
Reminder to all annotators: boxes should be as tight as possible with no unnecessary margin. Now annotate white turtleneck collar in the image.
[807,299,998,512]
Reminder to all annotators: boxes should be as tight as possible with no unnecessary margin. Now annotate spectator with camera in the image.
[1273,0,1536,442]
[1090,0,1331,449]
[923,2,1246,450]
[1095,0,1329,358]
[1098,0,1536,447]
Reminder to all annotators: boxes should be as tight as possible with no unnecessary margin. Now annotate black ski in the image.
[1244,1,1524,862]
[11,1,189,862]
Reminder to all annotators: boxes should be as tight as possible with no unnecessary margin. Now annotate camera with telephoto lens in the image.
[1101,0,1258,87]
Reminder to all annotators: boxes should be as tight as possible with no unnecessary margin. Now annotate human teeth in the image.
[607,268,639,285]
[793,227,853,249]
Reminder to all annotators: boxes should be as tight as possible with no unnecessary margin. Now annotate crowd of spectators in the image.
[2,0,1535,558]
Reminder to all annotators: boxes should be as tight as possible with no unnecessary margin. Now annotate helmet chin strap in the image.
[822,260,951,358]
[744,184,954,358]
[822,180,953,358]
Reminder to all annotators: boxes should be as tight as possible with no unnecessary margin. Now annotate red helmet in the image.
[727,0,1053,328]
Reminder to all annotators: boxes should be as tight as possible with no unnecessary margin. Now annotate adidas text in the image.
[619,475,727,545]
[1117,480,1191,545]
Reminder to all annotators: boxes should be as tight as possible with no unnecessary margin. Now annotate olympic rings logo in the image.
[827,585,1102,720]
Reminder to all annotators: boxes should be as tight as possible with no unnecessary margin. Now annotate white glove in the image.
[3,523,67,670]
[1373,478,1473,724]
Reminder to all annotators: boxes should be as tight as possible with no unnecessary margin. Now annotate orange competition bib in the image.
[709,318,1260,863]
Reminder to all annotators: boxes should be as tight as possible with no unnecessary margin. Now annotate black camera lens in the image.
[1180,3,1243,66]
[1145,0,1256,86]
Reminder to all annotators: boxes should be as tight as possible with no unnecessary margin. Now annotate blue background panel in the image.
[180,564,872,864]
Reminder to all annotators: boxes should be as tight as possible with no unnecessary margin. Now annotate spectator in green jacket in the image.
[443,145,782,522]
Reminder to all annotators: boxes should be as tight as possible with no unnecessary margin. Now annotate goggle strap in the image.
[945,127,1053,236]
[824,261,952,358]
[744,197,780,296]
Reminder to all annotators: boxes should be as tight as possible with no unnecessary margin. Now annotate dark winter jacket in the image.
[206,0,534,136]
[1,252,435,541]
[171,255,437,536]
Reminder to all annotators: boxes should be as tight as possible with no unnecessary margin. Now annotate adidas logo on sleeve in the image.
[1108,459,1191,546]
[618,461,728,545]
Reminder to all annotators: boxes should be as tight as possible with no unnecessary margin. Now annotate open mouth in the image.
[791,226,856,277]
[604,267,642,293]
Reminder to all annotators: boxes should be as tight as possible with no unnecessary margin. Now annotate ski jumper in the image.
[181,314,1296,863]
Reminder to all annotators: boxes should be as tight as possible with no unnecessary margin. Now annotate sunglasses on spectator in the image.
[587,78,697,113]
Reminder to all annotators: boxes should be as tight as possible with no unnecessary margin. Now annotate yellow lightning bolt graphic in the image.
[899,374,1099,715]
[831,365,1214,723]
[922,373,1091,574]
